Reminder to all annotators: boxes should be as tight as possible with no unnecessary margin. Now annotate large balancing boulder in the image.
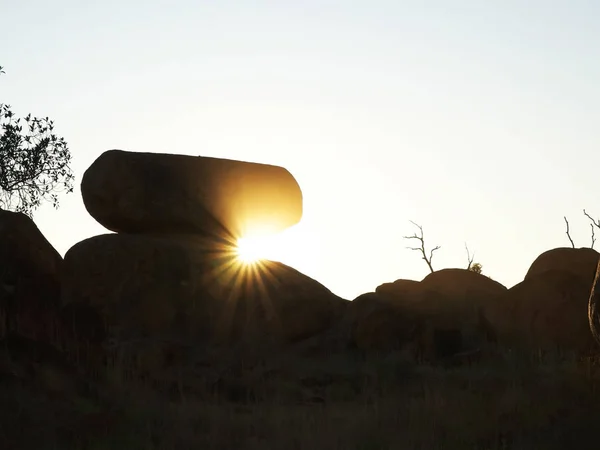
[60,233,345,373]
[0,208,63,342]
[81,150,303,238]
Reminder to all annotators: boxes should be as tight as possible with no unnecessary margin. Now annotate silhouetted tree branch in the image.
[464,243,483,273]
[564,216,575,248]
[404,220,440,273]
[465,243,475,270]
[0,65,74,216]
[584,209,600,229]
[584,209,600,250]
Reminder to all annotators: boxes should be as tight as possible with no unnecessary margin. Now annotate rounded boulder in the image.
[60,233,344,372]
[524,247,599,282]
[81,150,303,238]
[483,269,597,354]
[0,208,63,342]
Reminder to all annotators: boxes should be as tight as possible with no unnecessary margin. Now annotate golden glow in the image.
[192,221,320,340]
[234,222,315,268]
[236,235,270,264]
[235,225,281,264]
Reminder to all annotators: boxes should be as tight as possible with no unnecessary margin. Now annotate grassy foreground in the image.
[2,342,600,450]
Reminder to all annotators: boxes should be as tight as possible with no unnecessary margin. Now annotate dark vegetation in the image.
[0,66,74,215]
[4,337,600,450]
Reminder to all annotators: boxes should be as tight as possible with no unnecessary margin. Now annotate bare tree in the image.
[564,216,575,248]
[465,243,475,270]
[584,209,600,228]
[464,243,483,273]
[583,209,600,249]
[404,220,440,273]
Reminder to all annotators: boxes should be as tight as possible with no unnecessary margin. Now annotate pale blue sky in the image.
[2,0,599,299]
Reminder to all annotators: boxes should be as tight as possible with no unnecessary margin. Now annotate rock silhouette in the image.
[348,270,505,360]
[61,232,346,374]
[524,247,599,282]
[4,149,600,407]
[484,269,597,354]
[490,246,600,354]
[345,291,416,353]
[0,208,63,343]
[60,150,343,376]
[5,150,600,448]
[81,149,303,239]
[421,268,507,303]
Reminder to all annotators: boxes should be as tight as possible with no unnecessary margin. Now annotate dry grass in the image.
[3,341,600,450]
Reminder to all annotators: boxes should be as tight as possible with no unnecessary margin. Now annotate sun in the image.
[235,226,281,264]
[233,222,317,273]
[236,235,269,264]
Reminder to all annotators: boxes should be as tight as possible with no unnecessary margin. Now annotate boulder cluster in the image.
[61,150,347,374]
[1,149,599,385]
[354,248,600,360]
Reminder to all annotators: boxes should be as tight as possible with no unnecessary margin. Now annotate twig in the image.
[465,243,475,270]
[584,209,600,229]
[564,216,575,248]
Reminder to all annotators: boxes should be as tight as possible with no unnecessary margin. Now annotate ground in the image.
[2,338,600,450]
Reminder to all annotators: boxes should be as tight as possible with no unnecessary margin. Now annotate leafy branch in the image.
[0,66,74,215]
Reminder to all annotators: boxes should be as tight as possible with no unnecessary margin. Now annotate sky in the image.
[2,0,600,300]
